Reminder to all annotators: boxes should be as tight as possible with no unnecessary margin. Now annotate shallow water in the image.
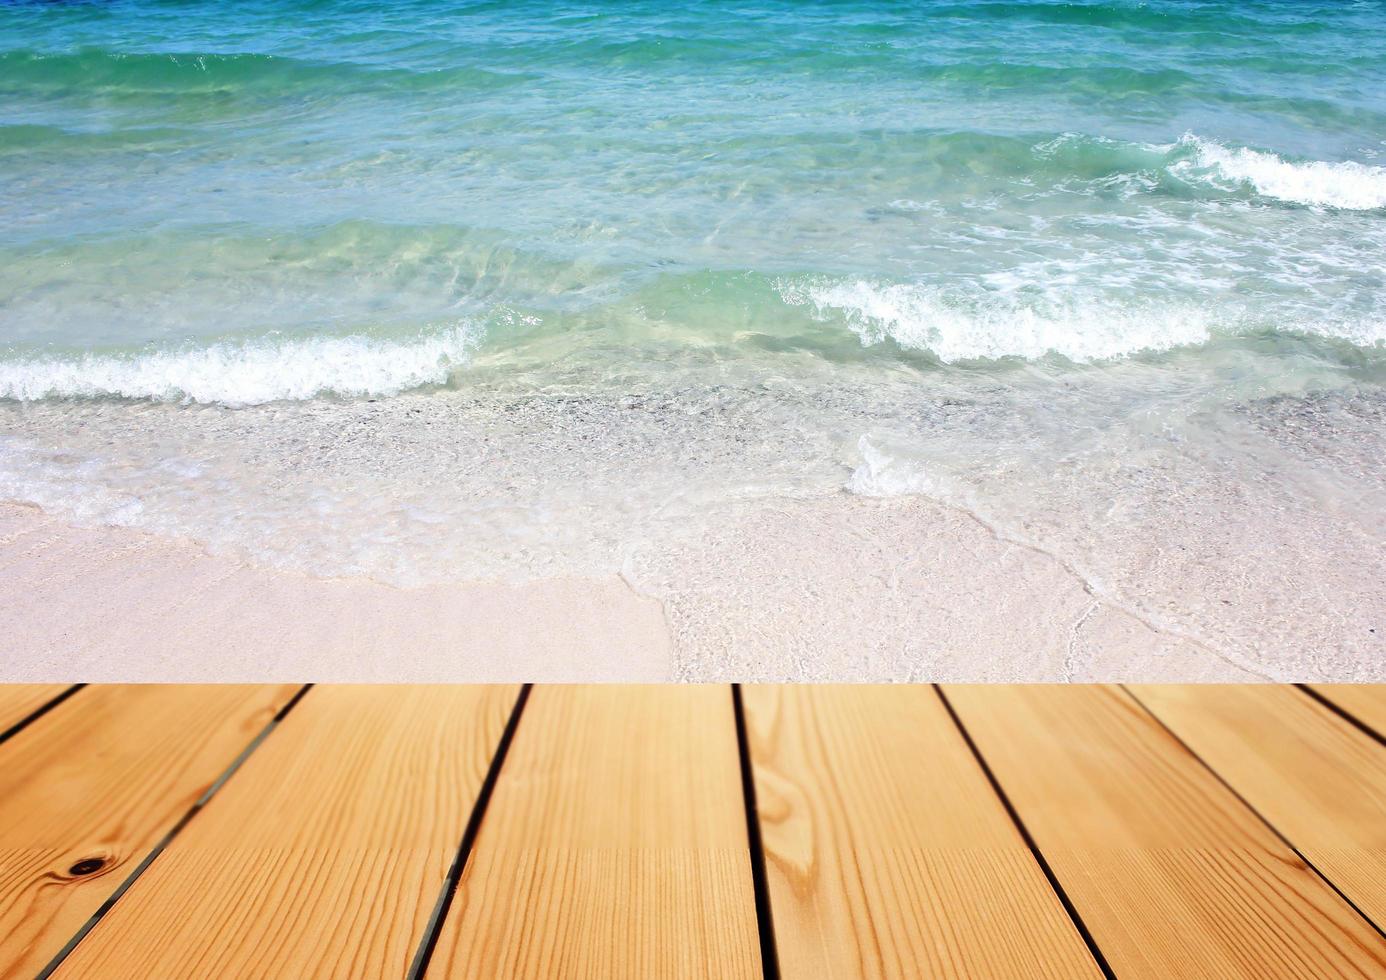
[1,0,1383,662]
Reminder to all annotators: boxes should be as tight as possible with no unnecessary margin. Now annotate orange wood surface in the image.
[1132,684,1386,926]
[0,684,299,980]
[3,684,1383,979]
[53,685,518,980]
[0,685,71,736]
[1311,685,1386,737]
[428,685,763,979]
[942,684,1386,979]
[742,685,1102,979]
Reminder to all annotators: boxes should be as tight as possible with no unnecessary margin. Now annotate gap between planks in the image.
[8,684,1386,980]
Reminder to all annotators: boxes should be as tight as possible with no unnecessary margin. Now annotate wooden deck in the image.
[1,684,1383,979]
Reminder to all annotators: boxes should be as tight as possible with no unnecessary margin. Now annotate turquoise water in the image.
[1,1,1384,662]
[2,0,1384,393]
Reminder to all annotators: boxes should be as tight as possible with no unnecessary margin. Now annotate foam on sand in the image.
[847,436,936,497]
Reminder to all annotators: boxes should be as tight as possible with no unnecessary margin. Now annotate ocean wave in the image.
[1172,134,1386,210]
[0,49,533,97]
[692,130,1386,208]
[0,123,194,154]
[779,277,1386,363]
[0,325,481,406]
[779,280,1217,363]
[929,1,1293,34]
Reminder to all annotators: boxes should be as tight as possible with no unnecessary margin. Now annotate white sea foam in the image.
[1174,134,1386,210]
[847,436,934,497]
[0,324,481,406]
[780,279,1217,362]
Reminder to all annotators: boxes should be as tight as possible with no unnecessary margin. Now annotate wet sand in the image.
[0,502,673,682]
[1,498,1281,683]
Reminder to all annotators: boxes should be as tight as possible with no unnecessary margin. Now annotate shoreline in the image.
[0,501,674,682]
[0,497,1295,683]
[3,379,1382,679]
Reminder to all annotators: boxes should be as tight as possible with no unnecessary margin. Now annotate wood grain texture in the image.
[0,684,298,980]
[942,684,1386,979]
[429,685,762,979]
[0,685,71,737]
[1309,686,1386,737]
[54,685,519,980]
[1132,684,1386,926]
[742,685,1101,979]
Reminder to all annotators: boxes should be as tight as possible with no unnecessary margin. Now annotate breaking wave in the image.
[1173,134,1386,210]
[0,324,481,407]
[780,280,1219,362]
[779,277,1385,363]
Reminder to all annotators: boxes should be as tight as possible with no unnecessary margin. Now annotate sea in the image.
[2,0,1383,663]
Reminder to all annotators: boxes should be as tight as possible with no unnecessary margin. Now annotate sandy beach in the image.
[0,502,673,682]
[4,4,1386,977]
[1,498,1287,683]
[4,378,1382,682]
[3,0,1384,683]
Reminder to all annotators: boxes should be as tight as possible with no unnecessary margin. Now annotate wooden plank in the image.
[0,685,72,738]
[942,685,1386,979]
[1309,685,1386,737]
[1132,684,1386,926]
[52,685,518,980]
[742,685,1101,979]
[0,684,300,980]
[428,685,762,979]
